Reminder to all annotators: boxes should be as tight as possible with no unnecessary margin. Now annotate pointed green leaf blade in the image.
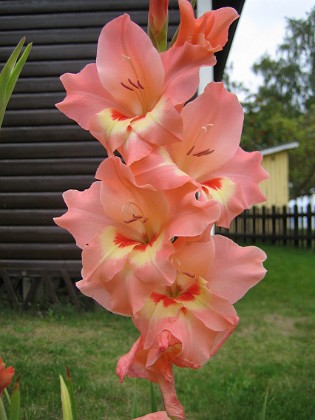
[0,397,8,420]
[5,42,32,108]
[150,382,158,414]
[0,38,25,88]
[65,367,77,420]
[131,391,138,419]
[0,39,31,128]
[60,375,73,420]
[8,376,20,420]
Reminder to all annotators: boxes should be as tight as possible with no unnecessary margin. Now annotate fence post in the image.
[262,206,266,244]
[282,205,287,246]
[271,206,276,245]
[293,204,299,247]
[243,210,247,244]
[252,207,256,244]
[306,204,313,249]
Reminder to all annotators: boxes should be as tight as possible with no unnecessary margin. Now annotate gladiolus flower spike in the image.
[55,1,268,418]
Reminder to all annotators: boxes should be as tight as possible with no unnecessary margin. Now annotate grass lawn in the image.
[1,244,315,419]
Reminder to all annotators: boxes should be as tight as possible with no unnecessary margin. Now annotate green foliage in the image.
[0,38,32,128]
[60,376,73,420]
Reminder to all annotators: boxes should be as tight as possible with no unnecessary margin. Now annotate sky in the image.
[227,0,314,94]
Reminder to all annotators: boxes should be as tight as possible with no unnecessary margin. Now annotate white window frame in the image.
[197,0,213,94]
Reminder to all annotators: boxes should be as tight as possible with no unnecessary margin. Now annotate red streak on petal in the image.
[203,177,222,191]
[134,235,157,252]
[150,292,176,307]
[131,115,145,123]
[177,282,201,302]
[114,232,138,248]
[111,110,129,121]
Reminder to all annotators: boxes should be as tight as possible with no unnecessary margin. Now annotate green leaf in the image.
[65,368,77,420]
[0,397,8,420]
[0,38,32,127]
[259,385,269,420]
[148,20,168,52]
[8,376,20,420]
[0,38,25,90]
[150,382,158,414]
[60,375,73,420]
[131,391,138,419]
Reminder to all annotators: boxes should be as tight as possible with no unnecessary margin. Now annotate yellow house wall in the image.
[260,151,289,207]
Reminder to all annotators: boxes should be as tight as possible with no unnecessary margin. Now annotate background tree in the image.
[225,6,315,198]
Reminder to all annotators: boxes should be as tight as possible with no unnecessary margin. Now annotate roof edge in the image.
[261,142,299,156]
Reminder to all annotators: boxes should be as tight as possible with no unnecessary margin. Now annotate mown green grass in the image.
[1,244,315,419]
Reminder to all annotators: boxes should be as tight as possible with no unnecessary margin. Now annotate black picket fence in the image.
[216,204,315,249]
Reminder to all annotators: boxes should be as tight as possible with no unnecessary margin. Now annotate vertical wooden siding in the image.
[260,152,289,208]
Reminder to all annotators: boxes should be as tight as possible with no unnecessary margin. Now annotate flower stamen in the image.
[121,78,145,92]
[192,148,214,157]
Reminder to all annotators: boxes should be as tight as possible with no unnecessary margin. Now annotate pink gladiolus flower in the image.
[117,237,266,417]
[54,157,220,315]
[133,236,266,368]
[0,357,14,396]
[117,336,185,420]
[159,3,239,107]
[56,14,209,165]
[131,82,268,227]
[173,0,239,66]
[149,0,168,33]
[148,0,169,51]
[135,411,171,420]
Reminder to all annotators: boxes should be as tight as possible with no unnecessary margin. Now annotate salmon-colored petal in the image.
[203,148,268,227]
[56,15,186,164]
[198,7,239,53]
[117,336,153,382]
[117,336,185,420]
[132,83,243,191]
[172,308,235,366]
[131,147,191,190]
[175,276,238,332]
[148,0,169,34]
[96,157,169,236]
[120,96,183,165]
[161,42,209,104]
[172,234,215,278]
[77,264,154,316]
[96,14,164,116]
[154,359,185,420]
[176,1,239,55]
[207,235,267,304]
[91,108,133,154]
[172,82,244,179]
[137,295,236,368]
[175,0,195,45]
[201,176,236,227]
[81,226,136,282]
[135,411,171,420]
[129,232,176,285]
[164,186,220,238]
[54,182,108,249]
[92,98,183,164]
[135,274,238,368]
[56,63,115,130]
